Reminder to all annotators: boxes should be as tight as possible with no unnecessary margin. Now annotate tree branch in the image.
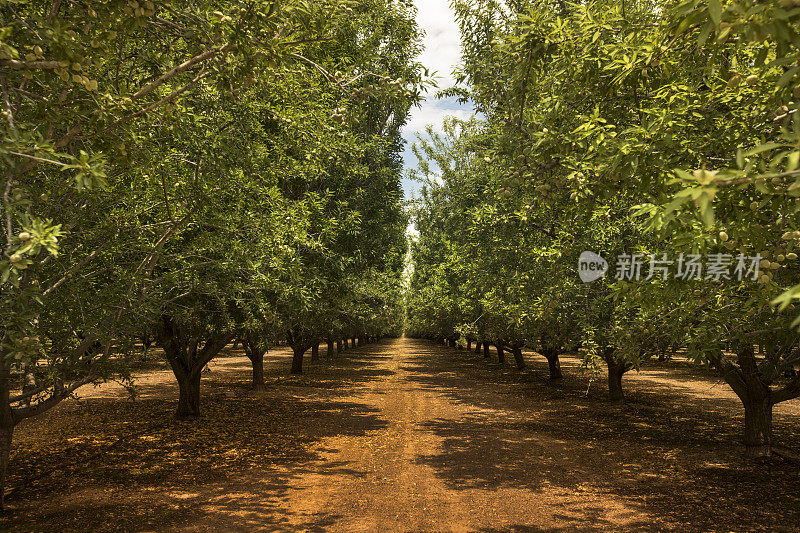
[42,248,102,297]
[96,70,210,136]
[132,44,232,101]
[0,60,62,69]
[0,74,16,133]
[12,374,95,424]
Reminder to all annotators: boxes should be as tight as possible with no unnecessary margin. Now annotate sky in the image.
[400,0,476,200]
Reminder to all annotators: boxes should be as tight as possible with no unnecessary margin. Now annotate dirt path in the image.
[266,338,648,531]
[5,337,800,532]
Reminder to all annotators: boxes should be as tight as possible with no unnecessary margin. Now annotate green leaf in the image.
[772,284,800,311]
[778,66,799,88]
[698,22,713,47]
[697,192,714,228]
[743,143,783,157]
[709,0,722,26]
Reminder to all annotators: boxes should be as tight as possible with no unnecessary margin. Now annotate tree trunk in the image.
[336,339,342,354]
[466,339,472,351]
[175,371,202,420]
[475,341,482,354]
[718,344,779,457]
[742,396,773,457]
[511,346,526,370]
[496,343,505,364]
[291,346,306,374]
[606,360,626,404]
[326,339,335,358]
[0,359,14,510]
[248,352,265,391]
[544,351,563,380]
[0,421,10,511]
[351,337,357,348]
[483,342,490,358]
[311,343,319,362]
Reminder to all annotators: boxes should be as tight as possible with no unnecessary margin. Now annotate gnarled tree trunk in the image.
[250,353,265,391]
[291,345,307,374]
[175,370,202,420]
[511,345,526,370]
[0,359,13,510]
[716,344,778,457]
[542,349,563,380]
[326,339,335,358]
[604,350,628,404]
[242,334,267,391]
[483,342,490,359]
[607,365,625,403]
[496,342,505,364]
[742,395,773,457]
[311,343,319,362]
[157,316,232,419]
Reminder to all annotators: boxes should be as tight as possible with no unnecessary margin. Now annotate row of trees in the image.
[0,0,424,508]
[407,0,800,458]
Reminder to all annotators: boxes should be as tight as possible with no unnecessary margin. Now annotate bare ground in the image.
[2,337,800,532]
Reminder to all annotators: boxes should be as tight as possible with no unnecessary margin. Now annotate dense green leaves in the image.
[0,0,424,505]
[408,0,800,450]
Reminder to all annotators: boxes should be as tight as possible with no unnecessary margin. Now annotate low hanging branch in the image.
[95,69,211,137]
[288,53,355,97]
[132,44,233,101]
[0,59,62,69]
[11,374,96,423]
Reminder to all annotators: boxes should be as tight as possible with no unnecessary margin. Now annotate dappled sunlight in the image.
[4,338,800,531]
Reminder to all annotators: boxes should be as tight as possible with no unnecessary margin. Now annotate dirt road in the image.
[6,337,800,531]
[268,338,647,531]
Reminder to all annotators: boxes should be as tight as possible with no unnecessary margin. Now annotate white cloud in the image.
[415,0,463,90]
[402,97,474,139]
[401,0,477,201]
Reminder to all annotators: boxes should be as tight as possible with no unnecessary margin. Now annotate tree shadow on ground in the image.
[406,339,800,532]
[2,346,394,532]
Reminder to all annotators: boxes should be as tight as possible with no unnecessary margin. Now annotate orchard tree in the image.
[447,0,800,451]
[632,0,800,455]
[0,0,424,505]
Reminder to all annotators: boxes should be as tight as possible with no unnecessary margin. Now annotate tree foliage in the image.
[408,0,800,458]
[0,0,424,507]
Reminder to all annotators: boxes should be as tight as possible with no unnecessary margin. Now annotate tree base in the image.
[744,444,772,458]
